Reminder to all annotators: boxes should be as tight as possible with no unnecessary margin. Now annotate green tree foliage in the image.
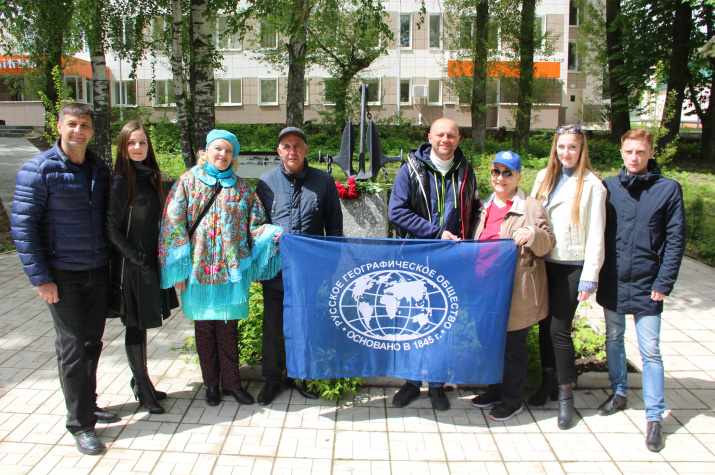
[0,0,78,134]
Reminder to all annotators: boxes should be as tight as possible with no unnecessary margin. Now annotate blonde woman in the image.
[530,125,606,429]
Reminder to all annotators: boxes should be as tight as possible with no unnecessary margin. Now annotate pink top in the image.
[479,200,513,240]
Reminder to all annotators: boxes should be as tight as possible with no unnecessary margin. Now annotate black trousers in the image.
[538,261,582,386]
[48,266,108,434]
[486,327,529,406]
[261,286,285,384]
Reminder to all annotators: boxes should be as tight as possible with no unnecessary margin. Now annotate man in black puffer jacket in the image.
[11,103,116,455]
[256,126,343,405]
[387,117,480,411]
[596,129,686,453]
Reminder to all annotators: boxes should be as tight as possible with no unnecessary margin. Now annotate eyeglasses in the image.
[490,168,514,178]
[556,125,582,135]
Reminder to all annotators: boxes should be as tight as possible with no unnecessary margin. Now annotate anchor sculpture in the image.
[319,84,403,181]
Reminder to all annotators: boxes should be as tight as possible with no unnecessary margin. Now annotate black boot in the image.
[528,370,558,406]
[134,332,167,400]
[557,385,574,430]
[126,343,165,414]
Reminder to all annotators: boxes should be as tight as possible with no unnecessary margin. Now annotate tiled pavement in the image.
[0,138,714,473]
[2,252,714,474]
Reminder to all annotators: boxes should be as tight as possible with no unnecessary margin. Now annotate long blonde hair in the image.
[534,126,593,226]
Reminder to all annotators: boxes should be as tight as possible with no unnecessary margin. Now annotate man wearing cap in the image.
[387,117,480,410]
[256,126,343,405]
[470,151,554,421]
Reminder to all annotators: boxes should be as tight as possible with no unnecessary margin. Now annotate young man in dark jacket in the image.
[596,129,686,453]
[256,126,343,405]
[11,103,115,455]
[387,117,480,410]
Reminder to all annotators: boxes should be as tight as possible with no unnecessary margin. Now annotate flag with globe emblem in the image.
[281,234,518,384]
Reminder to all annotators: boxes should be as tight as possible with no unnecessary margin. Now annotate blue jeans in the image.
[604,309,665,422]
[48,267,108,434]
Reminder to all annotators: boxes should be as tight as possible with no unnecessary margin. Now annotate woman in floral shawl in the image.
[159,129,282,407]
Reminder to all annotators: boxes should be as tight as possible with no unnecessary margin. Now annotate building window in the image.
[568,42,581,71]
[534,16,545,46]
[400,78,410,104]
[154,79,175,106]
[429,14,441,48]
[114,80,136,106]
[152,16,170,45]
[534,78,561,105]
[362,78,380,105]
[428,79,441,104]
[400,13,411,48]
[259,78,278,105]
[111,18,135,51]
[459,15,474,50]
[65,76,93,104]
[569,1,579,26]
[217,16,242,50]
[215,78,242,105]
[259,21,277,49]
[323,77,339,106]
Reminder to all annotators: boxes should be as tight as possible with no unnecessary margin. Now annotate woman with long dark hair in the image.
[106,121,177,414]
[530,125,606,429]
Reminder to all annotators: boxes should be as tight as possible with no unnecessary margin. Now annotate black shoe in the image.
[428,386,450,411]
[205,386,220,406]
[488,403,523,421]
[557,386,574,430]
[392,383,421,408]
[597,393,627,416]
[131,377,167,401]
[471,390,501,409]
[258,383,282,406]
[292,380,319,399]
[94,407,120,423]
[528,370,558,406]
[646,421,665,452]
[225,387,255,405]
[73,429,105,455]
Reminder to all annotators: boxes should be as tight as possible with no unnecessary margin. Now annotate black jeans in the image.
[485,327,529,406]
[542,261,582,386]
[48,266,108,434]
[261,285,285,384]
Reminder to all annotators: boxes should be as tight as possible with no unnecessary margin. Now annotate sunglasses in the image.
[556,125,582,134]
[490,168,514,178]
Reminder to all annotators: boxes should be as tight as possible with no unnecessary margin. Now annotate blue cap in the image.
[492,150,522,173]
[206,129,240,157]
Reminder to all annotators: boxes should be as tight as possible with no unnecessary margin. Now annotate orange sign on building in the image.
[0,55,93,79]
[448,60,560,79]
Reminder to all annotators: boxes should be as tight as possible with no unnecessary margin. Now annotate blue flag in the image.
[281,235,517,384]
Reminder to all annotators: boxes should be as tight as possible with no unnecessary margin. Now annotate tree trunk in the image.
[191,0,215,153]
[470,0,488,152]
[606,0,630,144]
[89,50,111,165]
[286,1,309,127]
[513,0,536,151]
[172,0,195,169]
[657,0,693,152]
[700,7,715,162]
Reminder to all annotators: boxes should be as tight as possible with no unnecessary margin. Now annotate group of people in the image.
[386,118,685,455]
[11,104,684,457]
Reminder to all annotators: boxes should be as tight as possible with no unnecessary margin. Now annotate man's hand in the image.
[38,282,59,304]
[174,281,187,291]
[577,291,592,302]
[512,227,531,246]
[441,230,460,242]
[651,290,667,302]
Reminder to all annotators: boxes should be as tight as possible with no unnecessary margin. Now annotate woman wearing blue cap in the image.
[470,151,554,421]
[159,130,282,406]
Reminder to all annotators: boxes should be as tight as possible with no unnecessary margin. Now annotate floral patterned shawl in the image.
[159,165,281,320]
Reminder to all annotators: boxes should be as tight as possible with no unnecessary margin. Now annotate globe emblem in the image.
[339,269,449,341]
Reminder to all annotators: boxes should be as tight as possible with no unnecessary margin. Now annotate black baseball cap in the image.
[278,126,307,143]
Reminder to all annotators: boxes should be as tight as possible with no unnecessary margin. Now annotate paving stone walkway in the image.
[0,137,714,473]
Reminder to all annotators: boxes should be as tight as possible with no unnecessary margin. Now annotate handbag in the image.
[187,182,222,238]
[109,207,132,317]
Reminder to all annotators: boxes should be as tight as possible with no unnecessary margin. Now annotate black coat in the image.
[106,163,176,328]
[596,160,686,316]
